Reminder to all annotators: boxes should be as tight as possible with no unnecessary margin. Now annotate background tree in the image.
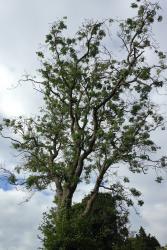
[40,192,129,250]
[0,0,167,248]
[40,194,161,250]
[125,227,161,250]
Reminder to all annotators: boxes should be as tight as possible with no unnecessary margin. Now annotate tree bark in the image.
[83,166,106,216]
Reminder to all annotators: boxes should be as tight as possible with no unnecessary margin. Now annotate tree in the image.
[127,227,161,250]
[112,227,161,250]
[40,192,129,250]
[1,0,167,247]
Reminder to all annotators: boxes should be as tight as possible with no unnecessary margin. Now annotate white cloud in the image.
[0,0,167,248]
[128,172,167,246]
[0,184,96,250]
[0,64,42,117]
[142,202,167,245]
[0,66,14,90]
[0,65,24,117]
[0,189,53,250]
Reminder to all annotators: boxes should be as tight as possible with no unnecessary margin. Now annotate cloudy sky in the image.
[0,0,167,249]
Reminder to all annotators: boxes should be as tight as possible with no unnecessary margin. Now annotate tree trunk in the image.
[83,166,107,216]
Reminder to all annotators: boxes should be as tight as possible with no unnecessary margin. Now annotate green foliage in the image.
[132,227,161,250]
[113,227,161,250]
[1,0,166,196]
[0,1,167,249]
[40,194,161,250]
[40,193,129,250]
[155,176,163,183]
[8,174,16,184]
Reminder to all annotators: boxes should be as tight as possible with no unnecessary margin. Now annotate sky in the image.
[0,0,167,249]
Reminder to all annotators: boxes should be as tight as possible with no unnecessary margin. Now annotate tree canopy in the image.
[127,227,161,250]
[0,0,167,248]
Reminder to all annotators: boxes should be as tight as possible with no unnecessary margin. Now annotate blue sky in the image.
[0,177,12,190]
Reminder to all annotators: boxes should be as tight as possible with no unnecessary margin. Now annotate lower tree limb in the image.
[83,167,107,216]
